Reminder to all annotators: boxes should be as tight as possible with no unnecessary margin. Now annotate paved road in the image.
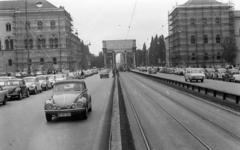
[120,72,240,150]
[134,70,240,95]
[0,75,113,150]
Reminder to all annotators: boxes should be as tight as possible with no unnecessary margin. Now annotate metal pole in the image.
[25,0,30,75]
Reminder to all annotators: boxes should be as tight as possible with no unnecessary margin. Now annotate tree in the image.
[221,36,238,65]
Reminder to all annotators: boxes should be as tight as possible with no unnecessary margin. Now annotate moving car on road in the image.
[0,86,8,105]
[100,69,109,78]
[223,69,239,82]
[148,67,157,74]
[2,79,30,100]
[44,80,92,122]
[204,68,215,79]
[184,69,205,82]
[24,77,42,94]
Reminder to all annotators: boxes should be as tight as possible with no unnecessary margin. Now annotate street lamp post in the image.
[25,0,43,75]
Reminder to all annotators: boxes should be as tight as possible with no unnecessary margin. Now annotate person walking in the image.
[112,69,115,78]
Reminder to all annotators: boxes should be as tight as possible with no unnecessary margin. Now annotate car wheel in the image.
[185,78,187,82]
[39,89,42,93]
[34,88,38,95]
[45,113,52,122]
[88,99,92,112]
[2,96,7,105]
[82,107,88,119]
[201,79,204,82]
[46,86,48,91]
[189,79,192,82]
[19,92,23,100]
[26,90,30,97]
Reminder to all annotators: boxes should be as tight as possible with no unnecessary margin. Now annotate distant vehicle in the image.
[0,86,8,105]
[37,75,52,91]
[233,70,240,83]
[100,69,109,78]
[148,67,157,74]
[47,75,56,88]
[204,68,215,79]
[44,80,92,122]
[223,69,239,82]
[55,73,67,81]
[2,79,30,100]
[23,76,42,94]
[184,69,205,82]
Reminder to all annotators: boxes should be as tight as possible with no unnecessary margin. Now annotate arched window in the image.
[40,58,44,65]
[37,35,46,49]
[215,18,220,24]
[217,52,221,60]
[5,39,9,50]
[190,18,195,25]
[38,21,43,30]
[6,23,11,31]
[216,35,221,43]
[29,39,33,49]
[204,35,208,43]
[10,39,13,49]
[26,21,30,29]
[50,21,56,30]
[203,18,207,24]
[192,53,195,60]
[49,38,53,48]
[53,57,57,64]
[8,59,12,66]
[25,39,33,49]
[190,35,195,44]
[204,53,208,60]
[54,38,58,48]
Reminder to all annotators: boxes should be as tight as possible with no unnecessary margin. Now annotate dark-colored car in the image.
[204,68,215,79]
[223,69,239,82]
[100,69,109,78]
[2,79,30,100]
[44,80,92,122]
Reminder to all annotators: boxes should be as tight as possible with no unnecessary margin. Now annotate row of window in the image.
[5,20,57,32]
[7,57,58,66]
[190,35,221,44]
[191,52,221,61]
[24,37,58,49]
[190,17,220,25]
[0,38,14,50]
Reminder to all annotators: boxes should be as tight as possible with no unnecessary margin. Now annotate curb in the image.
[109,76,122,150]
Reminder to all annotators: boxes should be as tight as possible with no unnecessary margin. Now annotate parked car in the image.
[47,75,56,88]
[23,76,42,94]
[100,69,109,78]
[55,73,67,81]
[233,71,240,82]
[213,68,226,80]
[0,86,8,105]
[0,76,16,86]
[2,79,30,100]
[223,69,239,82]
[37,75,52,91]
[204,68,215,79]
[44,80,92,122]
[148,67,157,74]
[184,69,205,82]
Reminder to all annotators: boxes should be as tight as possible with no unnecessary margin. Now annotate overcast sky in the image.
[47,0,239,55]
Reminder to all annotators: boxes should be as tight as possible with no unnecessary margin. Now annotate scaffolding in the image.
[168,0,235,67]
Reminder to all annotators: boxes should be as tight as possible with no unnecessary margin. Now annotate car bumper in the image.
[45,108,85,115]
[8,93,19,97]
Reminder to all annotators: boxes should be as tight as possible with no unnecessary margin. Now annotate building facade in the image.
[168,0,235,67]
[0,0,82,73]
[235,11,240,66]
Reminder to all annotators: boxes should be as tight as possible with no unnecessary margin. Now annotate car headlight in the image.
[71,103,77,109]
[76,101,84,108]
[45,103,53,110]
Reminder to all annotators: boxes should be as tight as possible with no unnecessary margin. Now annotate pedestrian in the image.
[112,69,115,78]
[116,68,119,76]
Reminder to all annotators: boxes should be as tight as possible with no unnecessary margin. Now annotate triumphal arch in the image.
[102,39,136,69]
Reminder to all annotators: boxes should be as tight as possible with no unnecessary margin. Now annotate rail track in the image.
[120,72,240,150]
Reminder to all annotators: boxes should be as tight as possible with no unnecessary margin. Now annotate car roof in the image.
[8,78,23,81]
[55,80,85,85]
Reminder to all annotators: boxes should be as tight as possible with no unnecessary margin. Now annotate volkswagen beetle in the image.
[44,80,92,122]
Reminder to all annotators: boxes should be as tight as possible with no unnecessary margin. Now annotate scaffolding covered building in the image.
[168,0,235,67]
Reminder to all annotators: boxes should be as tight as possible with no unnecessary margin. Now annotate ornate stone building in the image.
[168,0,235,67]
[0,0,82,73]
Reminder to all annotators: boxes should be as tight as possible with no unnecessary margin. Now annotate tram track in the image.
[120,72,240,150]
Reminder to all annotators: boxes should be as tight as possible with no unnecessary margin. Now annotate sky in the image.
[45,0,240,55]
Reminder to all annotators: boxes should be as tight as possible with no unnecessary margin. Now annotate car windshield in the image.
[53,83,83,94]
[218,69,226,73]
[101,70,108,73]
[206,69,215,72]
[5,80,19,86]
[38,76,46,81]
[24,78,34,82]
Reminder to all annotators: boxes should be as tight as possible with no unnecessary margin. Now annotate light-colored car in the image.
[0,76,16,86]
[37,75,52,91]
[44,80,92,122]
[148,67,157,74]
[0,86,8,105]
[47,75,56,88]
[100,70,109,78]
[184,69,205,82]
[23,77,42,94]
[233,72,240,83]
[55,73,67,81]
